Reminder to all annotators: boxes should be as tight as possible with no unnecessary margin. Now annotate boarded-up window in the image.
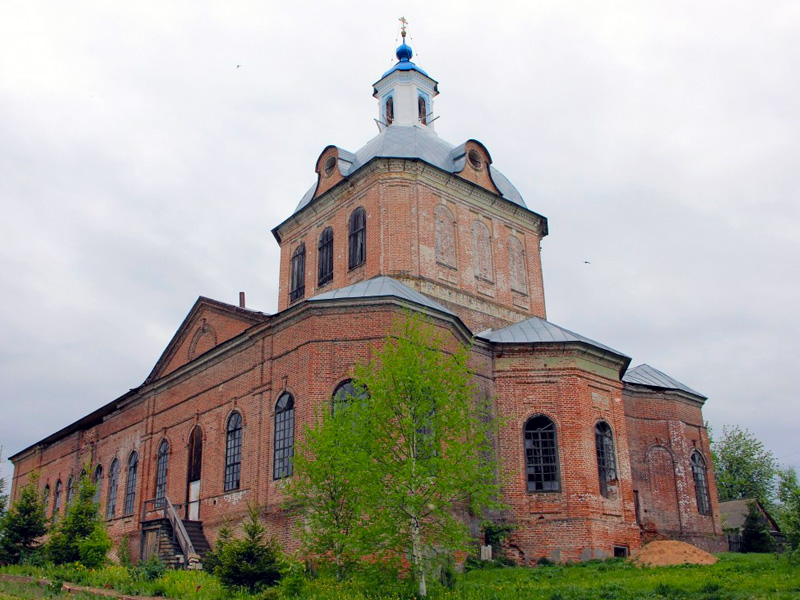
[508,235,527,294]
[435,205,456,268]
[472,220,493,281]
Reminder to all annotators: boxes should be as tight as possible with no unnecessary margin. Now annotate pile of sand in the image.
[631,540,718,567]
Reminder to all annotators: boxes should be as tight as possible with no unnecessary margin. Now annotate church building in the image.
[9,32,725,565]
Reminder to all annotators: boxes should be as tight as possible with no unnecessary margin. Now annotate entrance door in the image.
[187,426,202,521]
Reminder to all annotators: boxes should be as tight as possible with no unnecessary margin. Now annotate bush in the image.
[47,470,109,567]
[211,503,283,592]
[0,474,47,565]
[741,501,776,553]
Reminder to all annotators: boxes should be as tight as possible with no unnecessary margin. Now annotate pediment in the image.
[145,297,269,384]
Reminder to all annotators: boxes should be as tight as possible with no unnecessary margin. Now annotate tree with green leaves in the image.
[0,473,48,565]
[712,425,778,503]
[291,315,499,597]
[288,396,374,579]
[47,469,111,568]
[777,467,800,550]
[740,501,776,553]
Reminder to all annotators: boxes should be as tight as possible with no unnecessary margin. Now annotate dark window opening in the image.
[348,208,366,269]
[290,243,306,302]
[524,415,560,493]
[43,485,50,514]
[187,426,202,483]
[53,480,62,518]
[595,421,618,498]
[66,476,75,506]
[691,451,711,515]
[155,440,169,508]
[225,412,243,491]
[385,97,394,125]
[107,459,119,519]
[93,465,103,505]
[614,546,629,558]
[273,393,295,479]
[418,96,427,124]
[318,227,334,286]
[124,451,138,516]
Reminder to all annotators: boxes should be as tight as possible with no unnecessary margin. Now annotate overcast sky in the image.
[1,1,798,485]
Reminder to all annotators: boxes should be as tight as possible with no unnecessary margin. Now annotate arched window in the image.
[524,416,560,492]
[66,475,75,506]
[508,236,527,294]
[595,421,617,498]
[53,480,62,518]
[385,96,394,125]
[348,208,366,269]
[107,459,119,519]
[471,220,493,281]
[155,440,169,507]
[434,205,457,268]
[93,465,103,505]
[332,379,368,414]
[273,393,295,479]
[691,451,711,515]
[318,227,334,286]
[290,243,306,302]
[225,412,243,492]
[43,485,50,514]
[124,451,138,516]
[418,95,428,125]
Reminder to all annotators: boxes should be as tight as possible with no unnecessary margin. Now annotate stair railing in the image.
[142,496,199,567]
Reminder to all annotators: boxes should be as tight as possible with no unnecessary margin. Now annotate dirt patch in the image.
[631,540,718,567]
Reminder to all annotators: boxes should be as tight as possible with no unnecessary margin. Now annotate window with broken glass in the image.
[595,421,617,498]
[524,415,560,492]
[273,393,295,479]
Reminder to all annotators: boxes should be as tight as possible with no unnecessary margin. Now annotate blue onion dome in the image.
[396,42,413,62]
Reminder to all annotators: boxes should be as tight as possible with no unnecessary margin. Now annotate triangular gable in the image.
[145,297,270,384]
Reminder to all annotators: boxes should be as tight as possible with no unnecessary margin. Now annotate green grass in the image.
[2,553,799,600]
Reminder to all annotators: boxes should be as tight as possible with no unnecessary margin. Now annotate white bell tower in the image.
[373,20,439,131]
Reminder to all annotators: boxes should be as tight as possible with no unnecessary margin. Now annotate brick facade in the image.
[10,42,724,564]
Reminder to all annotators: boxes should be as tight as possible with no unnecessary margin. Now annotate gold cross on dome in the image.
[399,16,408,39]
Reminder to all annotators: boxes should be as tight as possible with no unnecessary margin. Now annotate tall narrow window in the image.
[348,207,366,269]
[290,243,306,302]
[524,416,560,492]
[434,205,457,268]
[471,220,493,281]
[691,451,711,515]
[418,95,428,124]
[508,236,527,294]
[43,485,50,515]
[385,96,394,125]
[66,475,75,506]
[225,412,243,491]
[273,393,295,480]
[317,227,334,286]
[93,465,103,505]
[124,451,138,516]
[53,480,62,518]
[155,440,169,507]
[595,421,617,498]
[187,426,203,484]
[107,459,119,519]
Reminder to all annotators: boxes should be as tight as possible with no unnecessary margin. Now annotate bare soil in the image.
[631,540,718,567]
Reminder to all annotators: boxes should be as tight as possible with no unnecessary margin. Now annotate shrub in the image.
[47,470,109,567]
[0,473,47,565]
[211,503,283,592]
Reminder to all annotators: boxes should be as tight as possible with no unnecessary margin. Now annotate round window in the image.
[468,149,483,170]
[323,156,337,177]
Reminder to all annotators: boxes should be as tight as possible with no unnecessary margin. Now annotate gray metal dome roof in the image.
[623,363,706,398]
[293,125,527,215]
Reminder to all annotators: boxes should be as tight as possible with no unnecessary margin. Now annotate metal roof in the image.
[622,363,706,398]
[308,275,455,316]
[293,126,527,215]
[478,315,627,357]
